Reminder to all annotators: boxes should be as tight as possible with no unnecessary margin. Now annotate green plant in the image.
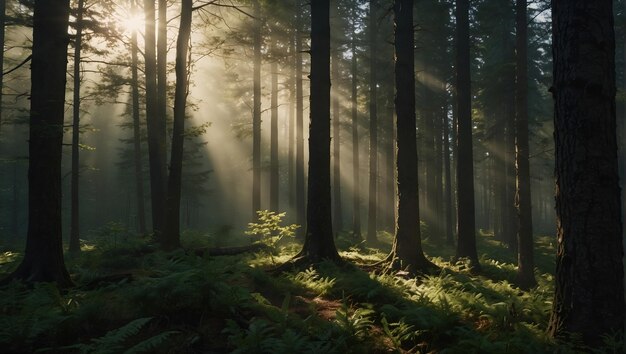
[246,211,300,263]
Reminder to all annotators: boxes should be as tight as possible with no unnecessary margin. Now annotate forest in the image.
[0,0,623,352]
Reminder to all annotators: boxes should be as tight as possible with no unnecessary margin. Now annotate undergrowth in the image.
[0,224,618,353]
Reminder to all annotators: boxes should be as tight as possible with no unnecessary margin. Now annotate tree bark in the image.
[443,96,453,245]
[163,0,192,251]
[295,0,306,237]
[131,0,147,236]
[548,0,624,345]
[366,0,378,244]
[331,24,342,233]
[0,0,5,133]
[252,0,262,220]
[288,31,296,211]
[351,21,361,240]
[514,0,535,289]
[144,0,167,241]
[389,0,432,272]
[454,0,479,269]
[296,0,339,262]
[2,0,72,287]
[270,41,279,213]
[69,0,84,255]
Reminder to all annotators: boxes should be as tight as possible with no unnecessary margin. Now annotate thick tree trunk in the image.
[548,0,624,345]
[270,43,279,213]
[296,0,339,261]
[0,0,5,133]
[454,0,479,269]
[295,0,306,237]
[131,0,147,236]
[389,0,432,272]
[69,0,84,254]
[514,0,535,289]
[351,27,361,240]
[366,0,378,244]
[144,0,166,240]
[3,0,72,287]
[163,0,192,251]
[252,0,262,219]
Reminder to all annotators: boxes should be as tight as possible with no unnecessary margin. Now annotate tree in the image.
[366,0,378,244]
[548,0,624,346]
[350,10,361,240]
[2,0,72,287]
[514,0,535,289]
[69,0,85,254]
[144,0,167,240]
[292,0,339,262]
[163,0,192,251]
[388,0,432,272]
[331,5,342,234]
[295,0,306,237]
[270,38,279,213]
[130,0,147,236]
[454,0,479,269]
[252,0,262,219]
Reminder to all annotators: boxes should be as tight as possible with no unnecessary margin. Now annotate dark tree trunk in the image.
[351,24,361,240]
[389,0,432,272]
[454,0,479,269]
[2,0,72,287]
[296,0,339,261]
[295,0,306,237]
[514,0,535,289]
[163,0,192,251]
[331,29,342,233]
[131,0,147,236]
[288,32,296,211]
[252,0,262,219]
[443,98,453,245]
[270,42,279,213]
[69,0,84,255]
[0,0,5,132]
[144,0,166,240]
[366,0,378,244]
[548,0,624,345]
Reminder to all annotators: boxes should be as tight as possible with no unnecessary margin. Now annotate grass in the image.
[0,224,619,353]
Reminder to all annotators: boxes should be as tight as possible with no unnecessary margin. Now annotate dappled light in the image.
[0,0,623,352]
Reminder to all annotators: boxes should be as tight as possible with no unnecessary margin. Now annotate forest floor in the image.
[0,223,620,353]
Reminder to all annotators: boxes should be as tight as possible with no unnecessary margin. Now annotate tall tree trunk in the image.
[144,0,166,240]
[131,0,147,236]
[389,0,432,272]
[454,0,479,269]
[270,42,279,213]
[2,0,72,287]
[288,31,296,211]
[366,0,378,244]
[252,0,262,219]
[69,0,84,254]
[295,0,306,237]
[351,24,361,240]
[163,0,192,251]
[514,0,535,289]
[0,0,5,133]
[548,0,623,345]
[296,0,339,261]
[444,97,453,245]
[331,27,342,233]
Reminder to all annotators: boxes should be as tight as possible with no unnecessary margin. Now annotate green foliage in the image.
[246,210,300,248]
[0,233,619,353]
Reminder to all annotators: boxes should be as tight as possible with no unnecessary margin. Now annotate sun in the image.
[118,14,145,34]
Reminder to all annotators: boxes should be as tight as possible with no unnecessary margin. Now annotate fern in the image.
[125,330,179,354]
